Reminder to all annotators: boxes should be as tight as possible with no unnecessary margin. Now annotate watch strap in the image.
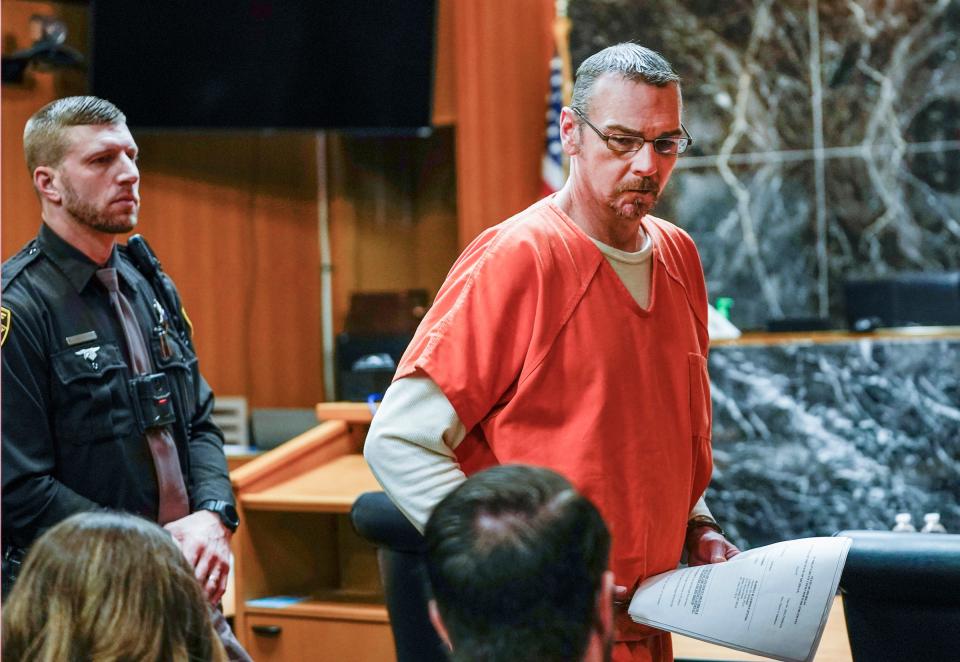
[687,514,725,538]
[197,499,239,532]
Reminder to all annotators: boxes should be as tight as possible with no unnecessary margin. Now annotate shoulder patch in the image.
[1,306,11,347]
[2,241,42,292]
[180,305,194,335]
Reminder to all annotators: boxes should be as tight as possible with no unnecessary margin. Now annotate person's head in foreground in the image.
[2,511,226,662]
[425,464,614,662]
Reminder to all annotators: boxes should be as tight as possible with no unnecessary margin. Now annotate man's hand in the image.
[164,510,232,604]
[685,526,740,566]
[613,583,632,607]
[612,583,664,638]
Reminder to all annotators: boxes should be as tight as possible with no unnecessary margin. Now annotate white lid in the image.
[895,512,912,522]
[923,512,941,522]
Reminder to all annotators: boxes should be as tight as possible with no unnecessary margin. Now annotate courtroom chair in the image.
[249,407,318,451]
[836,529,960,662]
[350,492,448,662]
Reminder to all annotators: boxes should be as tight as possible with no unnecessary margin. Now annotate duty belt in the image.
[3,545,26,565]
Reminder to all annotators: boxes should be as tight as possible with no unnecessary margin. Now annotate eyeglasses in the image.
[572,108,693,155]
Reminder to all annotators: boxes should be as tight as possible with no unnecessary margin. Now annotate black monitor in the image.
[844,272,960,329]
[89,1,436,131]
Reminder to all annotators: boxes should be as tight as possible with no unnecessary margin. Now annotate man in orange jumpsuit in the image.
[365,42,739,662]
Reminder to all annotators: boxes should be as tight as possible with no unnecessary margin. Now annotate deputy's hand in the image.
[165,510,232,604]
[685,526,740,566]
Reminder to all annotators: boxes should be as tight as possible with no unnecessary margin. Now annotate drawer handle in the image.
[252,625,283,637]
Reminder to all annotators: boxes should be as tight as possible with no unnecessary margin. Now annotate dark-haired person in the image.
[365,43,739,662]
[1,96,249,661]
[3,511,227,662]
[425,465,614,662]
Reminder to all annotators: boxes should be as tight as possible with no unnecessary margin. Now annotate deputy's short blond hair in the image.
[23,96,125,173]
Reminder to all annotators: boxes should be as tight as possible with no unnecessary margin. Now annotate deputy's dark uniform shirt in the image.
[1,223,233,549]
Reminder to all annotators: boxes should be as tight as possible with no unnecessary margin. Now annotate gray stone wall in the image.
[570,0,960,330]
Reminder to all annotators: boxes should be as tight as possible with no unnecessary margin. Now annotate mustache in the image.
[616,178,659,195]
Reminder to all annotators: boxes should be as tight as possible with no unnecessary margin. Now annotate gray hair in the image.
[571,43,680,116]
[24,96,126,173]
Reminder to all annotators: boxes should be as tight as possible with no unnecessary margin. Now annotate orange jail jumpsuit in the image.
[395,197,714,662]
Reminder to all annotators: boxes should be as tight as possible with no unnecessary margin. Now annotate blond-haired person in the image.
[2,511,227,662]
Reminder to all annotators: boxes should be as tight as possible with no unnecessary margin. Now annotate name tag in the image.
[66,331,98,346]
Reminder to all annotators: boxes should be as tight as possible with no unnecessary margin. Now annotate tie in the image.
[96,268,190,524]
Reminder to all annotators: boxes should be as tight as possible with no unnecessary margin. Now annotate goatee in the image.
[610,177,659,219]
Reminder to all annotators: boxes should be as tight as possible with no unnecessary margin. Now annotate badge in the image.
[75,346,101,365]
[0,307,10,347]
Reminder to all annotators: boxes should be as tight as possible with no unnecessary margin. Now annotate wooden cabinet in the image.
[231,406,392,662]
[245,611,394,662]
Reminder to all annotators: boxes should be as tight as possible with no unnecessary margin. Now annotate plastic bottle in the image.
[920,512,947,533]
[891,512,916,532]
[715,297,734,320]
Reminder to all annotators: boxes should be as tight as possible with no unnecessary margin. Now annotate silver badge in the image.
[75,346,101,364]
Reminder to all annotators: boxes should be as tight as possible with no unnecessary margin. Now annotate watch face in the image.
[223,503,240,528]
[204,501,239,531]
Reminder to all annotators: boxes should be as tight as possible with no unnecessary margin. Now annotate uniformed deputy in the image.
[1,96,250,661]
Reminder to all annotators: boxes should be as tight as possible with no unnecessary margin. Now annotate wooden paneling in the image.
[452,0,555,247]
[432,0,456,126]
[133,132,323,406]
[1,1,84,256]
[326,129,459,333]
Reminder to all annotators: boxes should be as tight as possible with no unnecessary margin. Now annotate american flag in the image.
[541,52,566,196]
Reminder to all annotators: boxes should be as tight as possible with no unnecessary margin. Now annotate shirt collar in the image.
[37,223,121,293]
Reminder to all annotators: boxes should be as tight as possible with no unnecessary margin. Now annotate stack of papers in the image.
[629,537,851,662]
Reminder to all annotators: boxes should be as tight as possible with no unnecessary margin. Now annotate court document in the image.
[628,536,851,662]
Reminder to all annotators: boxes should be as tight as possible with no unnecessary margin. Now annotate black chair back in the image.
[351,492,448,662]
[837,530,960,662]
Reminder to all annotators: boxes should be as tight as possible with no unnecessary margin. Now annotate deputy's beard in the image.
[61,178,138,234]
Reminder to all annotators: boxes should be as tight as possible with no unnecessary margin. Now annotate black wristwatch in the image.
[198,499,240,533]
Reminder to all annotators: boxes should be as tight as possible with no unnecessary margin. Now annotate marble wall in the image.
[707,336,960,549]
[570,0,960,330]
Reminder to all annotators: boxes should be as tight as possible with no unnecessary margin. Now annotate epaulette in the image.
[2,240,42,293]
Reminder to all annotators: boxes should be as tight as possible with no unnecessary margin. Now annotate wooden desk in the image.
[225,447,262,473]
[229,419,395,662]
[673,596,851,661]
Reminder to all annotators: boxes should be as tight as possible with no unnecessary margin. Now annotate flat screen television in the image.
[89,1,436,130]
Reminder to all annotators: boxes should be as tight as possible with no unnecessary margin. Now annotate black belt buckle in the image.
[2,545,26,598]
[3,546,25,565]
[3,545,26,585]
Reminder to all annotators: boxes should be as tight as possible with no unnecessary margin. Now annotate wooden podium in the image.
[230,404,394,661]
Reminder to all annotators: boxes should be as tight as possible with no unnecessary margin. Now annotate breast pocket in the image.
[51,342,132,443]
